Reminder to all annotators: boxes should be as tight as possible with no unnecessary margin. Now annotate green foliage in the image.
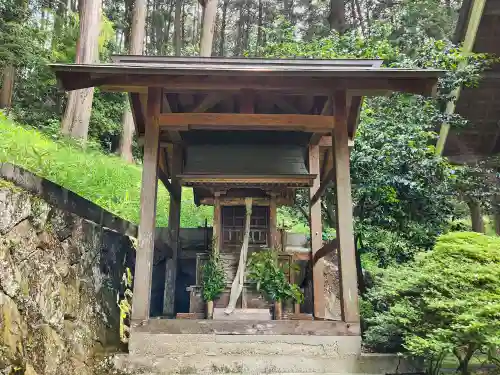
[0,115,213,227]
[262,22,494,266]
[118,267,133,343]
[5,5,128,152]
[364,232,500,375]
[351,94,456,265]
[0,1,46,68]
[453,162,500,216]
[201,252,226,302]
[247,250,304,303]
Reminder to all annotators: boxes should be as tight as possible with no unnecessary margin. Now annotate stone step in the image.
[213,308,272,321]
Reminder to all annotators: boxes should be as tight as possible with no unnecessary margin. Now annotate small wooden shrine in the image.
[52,57,441,341]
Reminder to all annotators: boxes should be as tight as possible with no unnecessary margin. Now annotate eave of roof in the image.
[51,62,443,80]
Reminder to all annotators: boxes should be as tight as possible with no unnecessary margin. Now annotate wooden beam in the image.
[131,87,161,321]
[313,240,338,265]
[158,168,181,202]
[333,91,359,325]
[162,92,172,113]
[436,0,486,155]
[192,93,226,112]
[321,96,332,115]
[320,149,330,181]
[161,90,182,143]
[159,113,333,131]
[212,193,222,254]
[309,144,325,319]
[311,166,335,206]
[163,144,183,317]
[318,136,354,148]
[269,195,278,249]
[270,94,300,114]
[309,133,325,145]
[178,174,316,186]
[239,90,255,114]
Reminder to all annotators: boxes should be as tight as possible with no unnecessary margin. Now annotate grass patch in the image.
[0,114,213,227]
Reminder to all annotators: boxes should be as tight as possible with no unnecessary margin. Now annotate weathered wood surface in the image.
[269,195,278,249]
[132,87,161,321]
[176,313,205,319]
[333,92,360,324]
[309,144,325,319]
[163,144,182,316]
[158,113,334,131]
[131,318,360,336]
[179,174,316,187]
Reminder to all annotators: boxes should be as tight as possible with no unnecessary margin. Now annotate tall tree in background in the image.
[119,0,147,162]
[174,0,182,55]
[0,66,15,110]
[61,0,102,140]
[329,0,346,32]
[200,0,219,56]
[219,0,230,56]
[0,0,28,110]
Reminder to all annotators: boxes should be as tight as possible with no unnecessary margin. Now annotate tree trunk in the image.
[329,0,346,33]
[219,0,229,56]
[200,0,218,56]
[468,201,485,233]
[61,0,102,140]
[173,0,182,55]
[165,0,175,53]
[256,0,263,51]
[242,0,250,53]
[0,66,15,110]
[495,212,500,236]
[354,0,365,35]
[119,0,147,162]
[305,0,315,40]
[234,5,244,56]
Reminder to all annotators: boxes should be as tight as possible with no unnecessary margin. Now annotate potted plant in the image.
[201,252,226,319]
[247,250,303,320]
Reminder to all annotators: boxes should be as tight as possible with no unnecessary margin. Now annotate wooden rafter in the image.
[311,168,335,205]
[310,133,326,145]
[320,149,330,181]
[192,93,226,112]
[157,147,181,202]
[158,113,334,131]
[178,174,316,186]
[239,90,255,113]
[161,91,182,143]
[321,96,333,115]
[269,94,299,114]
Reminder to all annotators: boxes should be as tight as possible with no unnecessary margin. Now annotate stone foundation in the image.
[115,331,418,375]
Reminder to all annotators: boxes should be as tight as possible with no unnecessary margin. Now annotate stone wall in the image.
[0,179,136,375]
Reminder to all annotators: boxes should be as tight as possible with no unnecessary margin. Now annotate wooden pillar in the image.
[131,87,161,321]
[163,144,183,316]
[333,91,360,324]
[309,144,325,319]
[269,194,278,249]
[212,192,222,253]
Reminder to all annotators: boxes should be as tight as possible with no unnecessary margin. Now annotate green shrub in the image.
[201,252,226,302]
[247,250,303,303]
[365,232,500,375]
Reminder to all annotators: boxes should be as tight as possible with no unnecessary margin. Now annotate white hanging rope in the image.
[225,197,252,314]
